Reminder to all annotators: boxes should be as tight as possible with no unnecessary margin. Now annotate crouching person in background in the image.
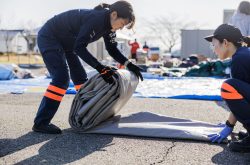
[205,24,250,152]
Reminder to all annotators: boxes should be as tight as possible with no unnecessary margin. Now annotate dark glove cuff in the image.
[95,64,105,73]
[226,120,235,128]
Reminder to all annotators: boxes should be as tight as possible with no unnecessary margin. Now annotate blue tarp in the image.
[0,64,16,80]
[0,72,226,101]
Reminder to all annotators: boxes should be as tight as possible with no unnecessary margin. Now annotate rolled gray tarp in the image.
[69,69,139,131]
[69,70,224,142]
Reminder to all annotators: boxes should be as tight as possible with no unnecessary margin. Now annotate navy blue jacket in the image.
[41,9,128,69]
[231,47,250,84]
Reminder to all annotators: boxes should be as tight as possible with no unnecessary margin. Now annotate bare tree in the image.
[143,16,196,53]
[20,20,39,64]
[22,20,38,52]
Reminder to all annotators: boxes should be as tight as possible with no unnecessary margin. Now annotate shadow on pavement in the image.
[211,145,250,164]
[0,131,55,157]
[1,129,113,164]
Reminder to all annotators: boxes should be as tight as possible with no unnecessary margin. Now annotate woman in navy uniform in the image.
[205,24,250,152]
[33,0,143,134]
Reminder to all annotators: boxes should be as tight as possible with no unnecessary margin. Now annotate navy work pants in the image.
[34,26,88,126]
[221,78,250,131]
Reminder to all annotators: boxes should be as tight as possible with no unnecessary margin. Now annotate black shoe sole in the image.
[32,126,62,134]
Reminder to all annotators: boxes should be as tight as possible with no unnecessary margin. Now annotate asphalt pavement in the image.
[0,94,250,165]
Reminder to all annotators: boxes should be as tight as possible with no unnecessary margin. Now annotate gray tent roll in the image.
[69,69,139,131]
[69,70,225,142]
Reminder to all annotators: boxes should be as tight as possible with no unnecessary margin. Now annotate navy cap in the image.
[204,24,243,43]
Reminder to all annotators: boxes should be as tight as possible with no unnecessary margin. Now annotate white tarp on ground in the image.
[134,77,225,100]
[0,70,225,100]
[0,76,50,94]
[69,70,224,142]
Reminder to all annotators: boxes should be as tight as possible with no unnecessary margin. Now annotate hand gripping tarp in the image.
[69,70,225,142]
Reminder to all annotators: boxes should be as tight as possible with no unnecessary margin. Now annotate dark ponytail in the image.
[94,1,135,29]
[94,3,110,10]
[243,36,250,47]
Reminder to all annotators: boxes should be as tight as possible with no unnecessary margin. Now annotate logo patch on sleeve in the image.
[90,30,96,39]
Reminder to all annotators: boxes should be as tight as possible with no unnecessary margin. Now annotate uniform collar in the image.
[232,47,248,58]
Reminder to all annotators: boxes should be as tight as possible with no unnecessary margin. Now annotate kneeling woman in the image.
[205,24,250,152]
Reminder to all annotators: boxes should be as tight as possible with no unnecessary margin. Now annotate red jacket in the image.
[129,41,140,54]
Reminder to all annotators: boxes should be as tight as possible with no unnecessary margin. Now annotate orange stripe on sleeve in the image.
[221,91,243,100]
[47,85,66,95]
[44,91,63,101]
[221,83,238,93]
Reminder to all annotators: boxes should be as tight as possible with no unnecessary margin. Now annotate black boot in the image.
[32,123,62,134]
[238,130,249,140]
[229,135,250,153]
[229,124,250,153]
